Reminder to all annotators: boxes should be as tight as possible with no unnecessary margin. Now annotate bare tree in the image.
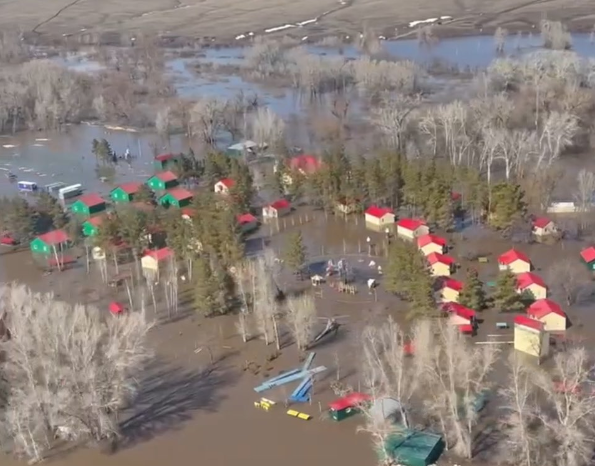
[370,94,419,151]
[574,169,595,228]
[540,20,572,50]
[251,251,280,348]
[537,111,578,169]
[250,107,285,151]
[494,27,508,53]
[547,258,591,305]
[155,106,171,145]
[190,97,226,146]
[284,294,317,351]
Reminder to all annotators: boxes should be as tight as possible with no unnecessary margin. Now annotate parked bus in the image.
[43,182,66,194]
[58,184,83,200]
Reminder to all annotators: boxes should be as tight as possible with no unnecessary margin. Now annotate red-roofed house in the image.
[580,247,595,271]
[498,249,531,274]
[147,171,179,191]
[111,182,142,203]
[141,247,174,279]
[427,252,456,277]
[441,278,463,303]
[328,392,372,421]
[443,302,477,327]
[237,213,258,233]
[417,234,447,256]
[71,193,106,217]
[514,315,549,359]
[289,154,321,175]
[262,199,291,218]
[396,218,429,240]
[364,206,395,229]
[181,208,195,221]
[159,187,194,208]
[154,153,180,171]
[532,217,557,237]
[516,272,547,300]
[30,230,70,255]
[214,178,235,195]
[527,299,566,331]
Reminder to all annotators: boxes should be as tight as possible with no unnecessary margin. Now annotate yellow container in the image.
[297,413,312,420]
[287,409,299,417]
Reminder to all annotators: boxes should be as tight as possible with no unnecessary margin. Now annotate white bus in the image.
[58,184,83,200]
[17,181,38,192]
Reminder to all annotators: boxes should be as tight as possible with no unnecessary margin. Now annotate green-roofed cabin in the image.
[159,188,194,208]
[30,230,70,255]
[380,430,444,466]
[147,171,179,191]
[154,153,180,171]
[82,216,104,237]
[71,193,106,217]
[111,182,142,203]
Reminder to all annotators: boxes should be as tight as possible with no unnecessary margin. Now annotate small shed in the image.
[111,182,142,203]
[141,247,174,279]
[516,272,547,300]
[71,193,106,217]
[514,315,549,359]
[30,230,70,255]
[82,216,104,237]
[154,153,179,171]
[396,218,429,240]
[147,171,179,191]
[527,299,566,332]
[237,213,259,233]
[109,301,125,315]
[159,187,194,208]
[226,140,259,158]
[370,397,405,425]
[328,392,371,421]
[498,249,531,274]
[440,278,463,303]
[417,234,447,256]
[214,178,235,195]
[381,430,444,466]
[580,247,595,271]
[442,302,477,327]
[365,206,395,229]
[427,252,455,277]
[262,199,291,218]
[532,217,557,237]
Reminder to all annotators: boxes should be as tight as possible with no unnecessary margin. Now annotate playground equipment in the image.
[326,258,351,279]
[287,409,312,420]
[254,397,276,411]
[311,316,347,346]
[253,352,327,395]
[330,280,357,294]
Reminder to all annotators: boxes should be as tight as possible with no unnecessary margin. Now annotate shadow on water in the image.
[117,360,237,449]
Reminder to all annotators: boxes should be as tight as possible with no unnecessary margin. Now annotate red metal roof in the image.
[181,207,195,218]
[365,205,393,219]
[154,171,178,183]
[527,299,565,319]
[77,193,105,207]
[328,392,371,411]
[397,218,426,231]
[109,301,125,314]
[155,153,175,162]
[117,182,142,195]
[417,233,447,248]
[270,199,290,210]
[580,247,595,263]
[218,178,235,188]
[514,315,544,331]
[443,302,476,320]
[442,278,463,292]
[427,252,455,266]
[458,324,474,334]
[451,191,462,201]
[165,187,193,201]
[498,248,530,265]
[516,272,546,290]
[85,216,104,227]
[289,154,321,174]
[145,247,174,262]
[38,229,69,245]
[237,213,257,225]
[533,217,552,229]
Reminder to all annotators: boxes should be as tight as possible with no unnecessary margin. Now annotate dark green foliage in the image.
[0,197,35,241]
[493,269,525,312]
[488,182,526,230]
[284,230,306,274]
[458,269,487,311]
[134,184,155,204]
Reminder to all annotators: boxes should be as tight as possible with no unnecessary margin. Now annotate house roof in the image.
[181,207,195,218]
[451,191,462,201]
[516,272,546,290]
[115,182,142,195]
[365,206,394,219]
[109,301,124,314]
[514,315,544,331]
[144,247,174,262]
[533,217,553,229]
[442,278,463,292]
[427,252,455,266]
[77,193,105,207]
[237,213,257,225]
[443,302,476,320]
[417,234,447,249]
[397,218,426,231]
[164,187,193,201]
[37,229,69,245]
[85,216,104,227]
[218,178,235,188]
[328,392,372,411]
[498,248,530,265]
[270,199,290,210]
[155,153,175,162]
[153,171,178,183]
[458,324,474,334]
[580,247,595,263]
[289,154,321,174]
[527,299,565,319]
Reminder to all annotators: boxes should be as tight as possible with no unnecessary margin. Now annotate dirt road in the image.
[2,0,594,44]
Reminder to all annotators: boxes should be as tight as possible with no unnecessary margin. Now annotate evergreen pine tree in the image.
[489,182,526,230]
[284,230,306,276]
[135,184,155,204]
[493,269,525,312]
[192,256,220,317]
[407,250,437,319]
[385,240,412,296]
[458,269,486,310]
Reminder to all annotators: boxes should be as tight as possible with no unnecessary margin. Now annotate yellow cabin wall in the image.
[420,243,445,256]
[214,182,230,194]
[518,284,547,300]
[397,226,415,239]
[441,288,460,303]
[500,260,531,274]
[514,326,549,358]
[539,313,566,332]
[141,256,159,272]
[534,224,556,236]
[430,263,451,277]
[449,314,470,326]
[365,213,395,226]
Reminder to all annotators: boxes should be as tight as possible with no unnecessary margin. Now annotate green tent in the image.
[380,430,444,466]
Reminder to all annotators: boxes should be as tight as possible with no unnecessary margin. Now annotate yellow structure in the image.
[214,178,234,195]
[287,409,312,420]
[417,234,447,256]
[498,249,531,274]
[441,279,463,303]
[533,217,557,237]
[527,299,567,332]
[514,316,549,359]
[141,247,174,279]
[427,253,455,277]
[364,206,395,228]
[516,272,547,300]
[396,218,429,240]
